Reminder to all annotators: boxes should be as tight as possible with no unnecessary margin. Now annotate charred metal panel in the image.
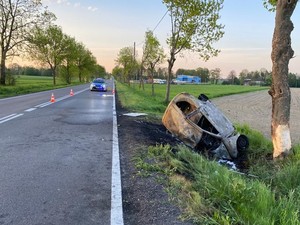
[162,93,249,160]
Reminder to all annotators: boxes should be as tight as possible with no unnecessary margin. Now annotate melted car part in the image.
[162,92,249,160]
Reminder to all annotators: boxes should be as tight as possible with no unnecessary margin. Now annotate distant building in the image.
[175,75,201,84]
[243,79,252,86]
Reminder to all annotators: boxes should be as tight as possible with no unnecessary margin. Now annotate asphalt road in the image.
[0,81,116,225]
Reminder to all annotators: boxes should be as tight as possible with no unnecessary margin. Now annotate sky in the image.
[38,0,300,77]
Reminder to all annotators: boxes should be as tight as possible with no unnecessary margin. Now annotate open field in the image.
[117,82,268,115]
[129,82,268,100]
[0,75,82,98]
[212,88,300,144]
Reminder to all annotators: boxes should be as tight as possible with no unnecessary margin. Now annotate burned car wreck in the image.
[162,93,249,160]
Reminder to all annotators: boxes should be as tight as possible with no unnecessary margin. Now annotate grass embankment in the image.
[0,75,82,98]
[116,82,267,116]
[117,82,300,225]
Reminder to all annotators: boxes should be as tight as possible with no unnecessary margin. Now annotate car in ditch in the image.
[162,92,249,160]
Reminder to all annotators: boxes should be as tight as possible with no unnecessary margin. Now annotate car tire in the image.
[237,135,249,152]
[198,93,209,102]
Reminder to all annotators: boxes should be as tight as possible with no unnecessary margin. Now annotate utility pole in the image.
[133,42,136,61]
[134,42,137,81]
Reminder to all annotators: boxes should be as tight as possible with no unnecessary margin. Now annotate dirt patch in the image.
[212,88,300,144]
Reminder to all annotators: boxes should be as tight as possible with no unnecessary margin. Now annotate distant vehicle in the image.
[175,75,201,84]
[90,78,107,92]
[153,79,166,84]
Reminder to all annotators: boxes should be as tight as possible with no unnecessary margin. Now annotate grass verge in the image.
[0,75,83,98]
[116,82,267,115]
[136,144,300,224]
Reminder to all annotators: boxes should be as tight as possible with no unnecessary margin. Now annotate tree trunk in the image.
[53,69,56,85]
[269,0,297,159]
[139,66,144,90]
[50,65,56,86]
[78,70,82,82]
[0,52,6,85]
[165,53,175,103]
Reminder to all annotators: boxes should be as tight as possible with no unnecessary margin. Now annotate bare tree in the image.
[0,0,54,85]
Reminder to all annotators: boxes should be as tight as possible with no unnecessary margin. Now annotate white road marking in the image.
[0,113,23,124]
[0,87,90,125]
[35,88,89,108]
[56,96,70,101]
[110,81,124,225]
[0,114,17,121]
[35,102,52,108]
[25,108,36,112]
[75,88,89,94]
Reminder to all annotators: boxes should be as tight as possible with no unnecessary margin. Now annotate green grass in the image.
[135,142,300,224]
[117,82,268,115]
[117,81,300,225]
[0,75,82,98]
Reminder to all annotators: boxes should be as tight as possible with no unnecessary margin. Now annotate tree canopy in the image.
[0,0,55,85]
[115,47,137,84]
[142,30,165,95]
[27,25,100,85]
[163,0,224,102]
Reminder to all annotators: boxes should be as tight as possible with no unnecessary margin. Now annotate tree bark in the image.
[0,54,6,85]
[49,64,56,86]
[79,70,82,83]
[139,66,144,91]
[165,52,175,103]
[269,0,297,159]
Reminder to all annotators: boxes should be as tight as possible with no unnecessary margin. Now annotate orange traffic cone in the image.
[70,89,74,96]
[50,93,55,102]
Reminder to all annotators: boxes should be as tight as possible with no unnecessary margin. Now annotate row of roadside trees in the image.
[27,25,104,85]
[113,0,224,100]
[0,0,104,86]
[113,60,300,88]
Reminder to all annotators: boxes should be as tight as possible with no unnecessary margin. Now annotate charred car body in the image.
[162,93,249,160]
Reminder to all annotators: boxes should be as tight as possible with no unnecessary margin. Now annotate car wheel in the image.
[237,135,249,152]
[198,93,209,102]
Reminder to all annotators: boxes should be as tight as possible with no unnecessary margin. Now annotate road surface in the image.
[0,81,120,225]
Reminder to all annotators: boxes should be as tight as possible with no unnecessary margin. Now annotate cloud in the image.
[56,0,68,4]
[87,6,98,12]
[74,2,80,8]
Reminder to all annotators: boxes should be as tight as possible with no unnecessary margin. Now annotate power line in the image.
[136,9,169,47]
[152,10,168,32]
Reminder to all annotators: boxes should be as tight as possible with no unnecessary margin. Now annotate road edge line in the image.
[110,81,124,225]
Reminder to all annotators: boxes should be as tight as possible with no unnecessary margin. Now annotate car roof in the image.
[93,78,105,82]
